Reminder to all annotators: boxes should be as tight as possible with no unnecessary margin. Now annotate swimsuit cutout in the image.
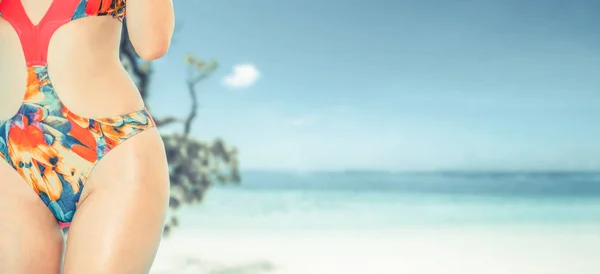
[0,0,155,228]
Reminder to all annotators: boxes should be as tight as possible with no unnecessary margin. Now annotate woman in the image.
[0,0,174,273]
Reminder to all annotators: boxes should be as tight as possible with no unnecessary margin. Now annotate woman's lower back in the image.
[0,17,145,120]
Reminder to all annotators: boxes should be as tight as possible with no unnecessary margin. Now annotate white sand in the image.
[150,225,600,274]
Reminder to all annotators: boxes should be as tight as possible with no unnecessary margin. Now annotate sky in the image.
[147,0,600,172]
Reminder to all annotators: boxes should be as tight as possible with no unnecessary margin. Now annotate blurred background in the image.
[120,0,600,273]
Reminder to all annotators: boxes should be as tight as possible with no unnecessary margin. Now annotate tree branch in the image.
[153,116,182,127]
[183,81,198,136]
[182,58,217,136]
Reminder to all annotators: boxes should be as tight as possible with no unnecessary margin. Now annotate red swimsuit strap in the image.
[0,0,88,66]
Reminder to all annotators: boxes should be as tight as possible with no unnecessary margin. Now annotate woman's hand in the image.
[125,0,175,61]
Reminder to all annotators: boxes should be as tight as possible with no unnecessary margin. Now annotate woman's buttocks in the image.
[0,16,146,120]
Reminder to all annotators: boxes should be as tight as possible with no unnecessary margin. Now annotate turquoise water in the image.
[177,171,600,230]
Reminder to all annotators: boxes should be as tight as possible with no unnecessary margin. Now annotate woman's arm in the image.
[125,0,175,60]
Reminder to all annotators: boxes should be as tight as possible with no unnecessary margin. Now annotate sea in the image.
[150,171,600,274]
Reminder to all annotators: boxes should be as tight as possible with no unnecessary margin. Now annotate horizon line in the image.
[239,169,600,174]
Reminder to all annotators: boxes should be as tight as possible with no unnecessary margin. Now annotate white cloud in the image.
[222,64,260,89]
[291,115,319,127]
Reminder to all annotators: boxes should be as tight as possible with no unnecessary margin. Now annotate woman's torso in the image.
[0,0,144,121]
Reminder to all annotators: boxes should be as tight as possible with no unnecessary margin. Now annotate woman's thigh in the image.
[62,128,170,274]
[0,162,64,274]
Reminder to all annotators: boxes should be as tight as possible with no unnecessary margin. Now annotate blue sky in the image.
[147,0,600,171]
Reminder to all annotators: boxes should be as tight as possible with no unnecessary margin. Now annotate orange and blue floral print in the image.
[72,0,127,21]
[0,66,155,227]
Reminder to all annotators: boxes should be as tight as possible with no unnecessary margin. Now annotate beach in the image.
[151,226,600,274]
[150,172,600,274]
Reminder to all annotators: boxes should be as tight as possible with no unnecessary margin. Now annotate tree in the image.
[119,25,241,236]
